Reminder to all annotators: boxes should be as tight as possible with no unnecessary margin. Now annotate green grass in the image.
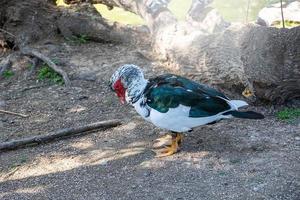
[168,0,192,20]
[94,0,274,24]
[57,0,291,24]
[276,108,300,121]
[66,34,89,44]
[94,4,145,25]
[38,63,64,85]
[27,63,33,70]
[2,70,14,78]
[272,20,300,28]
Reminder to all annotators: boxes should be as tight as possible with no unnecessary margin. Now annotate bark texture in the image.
[83,0,300,103]
[0,0,130,47]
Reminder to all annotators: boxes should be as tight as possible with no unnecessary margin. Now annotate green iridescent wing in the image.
[144,74,230,117]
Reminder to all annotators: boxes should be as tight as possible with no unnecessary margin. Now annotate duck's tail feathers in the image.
[224,110,264,119]
[229,100,248,109]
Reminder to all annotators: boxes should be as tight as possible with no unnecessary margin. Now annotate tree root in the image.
[0,54,13,76]
[0,119,122,151]
[20,47,71,87]
[25,57,39,79]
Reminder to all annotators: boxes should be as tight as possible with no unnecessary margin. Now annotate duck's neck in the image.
[126,77,148,104]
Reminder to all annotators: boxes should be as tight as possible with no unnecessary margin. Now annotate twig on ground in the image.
[0,119,122,151]
[20,47,71,86]
[0,109,28,118]
[0,28,16,38]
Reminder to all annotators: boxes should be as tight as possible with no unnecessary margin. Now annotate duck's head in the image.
[109,64,147,104]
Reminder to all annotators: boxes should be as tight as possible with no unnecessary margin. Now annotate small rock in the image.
[295,136,300,141]
[131,185,137,189]
[143,171,152,177]
[0,100,6,107]
[98,160,108,165]
[78,95,89,100]
[76,72,97,81]
[253,186,259,192]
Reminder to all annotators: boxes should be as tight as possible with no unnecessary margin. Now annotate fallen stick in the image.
[0,119,122,151]
[0,109,28,118]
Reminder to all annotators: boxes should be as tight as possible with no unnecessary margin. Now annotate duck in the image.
[109,64,264,157]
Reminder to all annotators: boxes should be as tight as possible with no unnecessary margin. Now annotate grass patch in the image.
[2,70,14,78]
[66,34,89,44]
[272,20,300,28]
[27,63,33,70]
[38,63,64,85]
[276,108,300,122]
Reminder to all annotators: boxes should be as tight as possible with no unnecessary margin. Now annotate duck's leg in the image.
[153,134,173,148]
[154,132,183,157]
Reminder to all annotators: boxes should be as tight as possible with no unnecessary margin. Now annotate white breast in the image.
[133,99,231,132]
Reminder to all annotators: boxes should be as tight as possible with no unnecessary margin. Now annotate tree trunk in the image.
[1,0,299,103]
[0,0,132,47]
[75,0,300,104]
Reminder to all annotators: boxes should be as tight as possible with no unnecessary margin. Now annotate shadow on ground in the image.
[1,116,299,200]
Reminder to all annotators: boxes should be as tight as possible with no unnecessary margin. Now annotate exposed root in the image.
[20,47,71,87]
[25,57,39,79]
[0,54,13,76]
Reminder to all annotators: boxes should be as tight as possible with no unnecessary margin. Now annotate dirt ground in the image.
[0,40,299,200]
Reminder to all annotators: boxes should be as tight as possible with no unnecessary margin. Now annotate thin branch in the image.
[20,47,71,87]
[0,28,16,38]
[0,119,122,151]
[0,109,28,118]
[280,0,285,28]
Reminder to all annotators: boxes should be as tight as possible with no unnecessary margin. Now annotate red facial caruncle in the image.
[113,79,126,104]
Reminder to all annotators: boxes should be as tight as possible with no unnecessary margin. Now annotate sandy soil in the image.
[0,41,299,200]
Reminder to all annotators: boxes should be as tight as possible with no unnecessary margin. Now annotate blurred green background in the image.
[57,0,287,25]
